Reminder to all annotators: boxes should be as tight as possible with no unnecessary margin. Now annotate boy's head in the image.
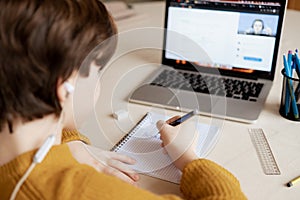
[0,0,117,132]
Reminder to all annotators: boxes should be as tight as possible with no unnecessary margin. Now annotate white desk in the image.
[81,2,300,199]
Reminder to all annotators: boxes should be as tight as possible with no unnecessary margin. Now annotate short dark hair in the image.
[0,0,117,132]
[252,19,264,29]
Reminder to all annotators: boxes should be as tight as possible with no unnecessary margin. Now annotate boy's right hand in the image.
[156,116,199,171]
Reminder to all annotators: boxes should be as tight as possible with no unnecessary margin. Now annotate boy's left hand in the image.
[67,141,139,186]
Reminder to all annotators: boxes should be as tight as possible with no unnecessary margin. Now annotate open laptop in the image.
[129,0,287,123]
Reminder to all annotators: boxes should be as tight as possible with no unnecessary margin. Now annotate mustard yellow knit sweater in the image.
[0,130,247,200]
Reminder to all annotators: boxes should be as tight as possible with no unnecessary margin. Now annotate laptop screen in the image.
[162,0,287,80]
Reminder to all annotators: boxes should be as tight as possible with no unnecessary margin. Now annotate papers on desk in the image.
[110,112,220,184]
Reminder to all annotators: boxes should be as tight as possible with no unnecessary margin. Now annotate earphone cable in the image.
[9,163,36,200]
[9,112,64,200]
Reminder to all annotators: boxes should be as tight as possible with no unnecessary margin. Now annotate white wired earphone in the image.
[9,82,74,200]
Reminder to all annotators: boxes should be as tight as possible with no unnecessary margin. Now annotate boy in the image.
[0,0,247,199]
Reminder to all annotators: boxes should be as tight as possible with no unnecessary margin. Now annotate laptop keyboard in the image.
[150,70,264,102]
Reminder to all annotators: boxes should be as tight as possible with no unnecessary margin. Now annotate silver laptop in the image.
[129,0,287,123]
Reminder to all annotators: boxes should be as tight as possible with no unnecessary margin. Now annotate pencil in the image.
[287,175,300,187]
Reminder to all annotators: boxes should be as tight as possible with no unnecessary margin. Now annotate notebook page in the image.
[112,112,220,184]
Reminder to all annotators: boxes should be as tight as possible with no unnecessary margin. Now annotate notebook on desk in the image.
[110,112,220,184]
[129,0,287,123]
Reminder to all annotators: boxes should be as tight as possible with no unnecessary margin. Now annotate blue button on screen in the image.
[243,56,262,62]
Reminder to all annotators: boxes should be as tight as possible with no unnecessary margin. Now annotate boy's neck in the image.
[0,115,62,166]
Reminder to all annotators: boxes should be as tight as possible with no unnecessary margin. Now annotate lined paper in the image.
[112,112,220,184]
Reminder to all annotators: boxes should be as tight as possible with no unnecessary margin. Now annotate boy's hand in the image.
[67,141,139,186]
[156,116,199,171]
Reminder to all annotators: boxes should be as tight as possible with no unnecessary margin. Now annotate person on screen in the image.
[246,19,272,35]
[0,0,247,199]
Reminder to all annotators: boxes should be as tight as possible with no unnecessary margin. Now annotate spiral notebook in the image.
[111,112,220,184]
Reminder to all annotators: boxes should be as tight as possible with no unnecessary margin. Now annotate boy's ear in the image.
[57,80,68,104]
[57,76,76,104]
[56,71,77,106]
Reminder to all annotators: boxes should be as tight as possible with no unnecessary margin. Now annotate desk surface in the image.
[81,2,300,199]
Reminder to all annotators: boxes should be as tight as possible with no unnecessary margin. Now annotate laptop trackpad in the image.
[130,85,215,114]
[130,85,176,105]
[168,91,213,113]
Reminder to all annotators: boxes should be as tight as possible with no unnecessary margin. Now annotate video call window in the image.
[237,13,279,37]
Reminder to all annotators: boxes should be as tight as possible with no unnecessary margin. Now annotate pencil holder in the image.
[279,69,300,121]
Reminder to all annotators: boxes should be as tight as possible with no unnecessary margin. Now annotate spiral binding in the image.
[111,113,151,152]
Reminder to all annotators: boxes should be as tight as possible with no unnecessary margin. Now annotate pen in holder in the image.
[279,69,300,121]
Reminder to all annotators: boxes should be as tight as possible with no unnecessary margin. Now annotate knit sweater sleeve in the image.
[80,158,246,200]
[180,159,247,200]
[61,129,91,145]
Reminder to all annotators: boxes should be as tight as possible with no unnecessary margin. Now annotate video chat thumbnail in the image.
[237,13,279,37]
